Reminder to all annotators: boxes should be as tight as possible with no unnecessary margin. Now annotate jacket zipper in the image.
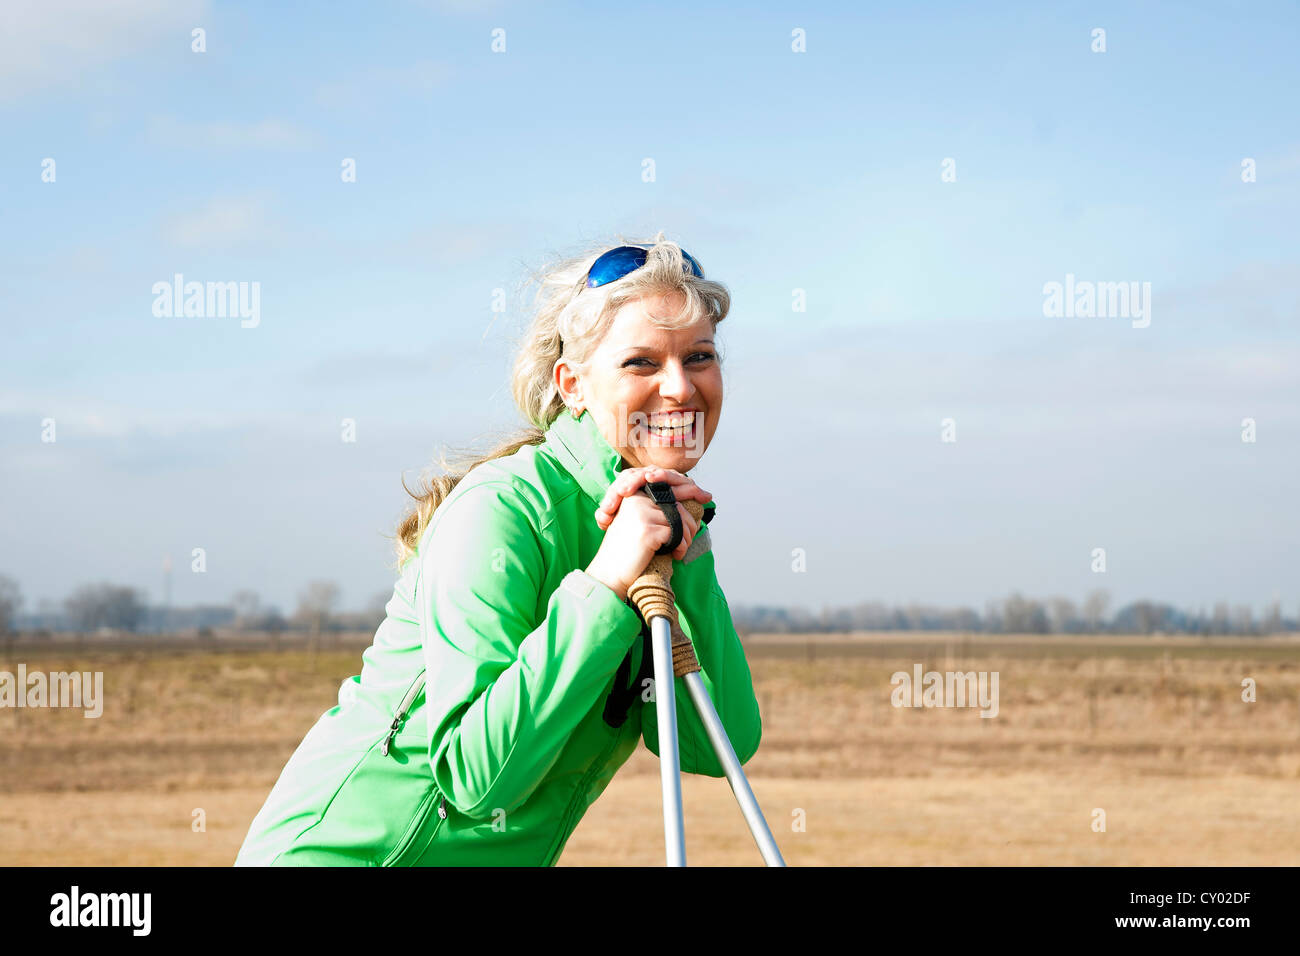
[381,669,427,757]
[380,668,449,846]
[382,783,448,866]
[544,729,623,866]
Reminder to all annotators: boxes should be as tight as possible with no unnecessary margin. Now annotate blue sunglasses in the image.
[584,244,705,288]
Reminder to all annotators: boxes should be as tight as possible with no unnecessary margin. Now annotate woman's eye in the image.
[623,353,715,369]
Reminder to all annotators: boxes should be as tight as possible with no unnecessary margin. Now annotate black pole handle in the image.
[642,481,683,556]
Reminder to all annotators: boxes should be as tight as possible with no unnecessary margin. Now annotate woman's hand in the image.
[585,468,707,601]
[593,466,712,531]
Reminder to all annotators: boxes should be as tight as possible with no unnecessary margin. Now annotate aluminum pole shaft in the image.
[682,670,787,866]
[650,614,686,866]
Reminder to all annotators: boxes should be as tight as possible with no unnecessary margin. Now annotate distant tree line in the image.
[1,575,389,637]
[729,590,1295,636]
[0,575,1293,638]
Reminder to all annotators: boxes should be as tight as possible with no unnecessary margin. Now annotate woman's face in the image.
[558,291,722,473]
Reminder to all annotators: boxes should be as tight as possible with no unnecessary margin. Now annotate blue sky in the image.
[2,0,1297,620]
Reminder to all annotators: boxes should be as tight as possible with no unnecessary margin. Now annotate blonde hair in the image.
[392,230,732,570]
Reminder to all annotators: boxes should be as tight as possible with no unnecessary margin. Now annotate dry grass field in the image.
[2,633,1297,865]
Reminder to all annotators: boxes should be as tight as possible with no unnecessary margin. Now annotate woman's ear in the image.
[554,358,584,415]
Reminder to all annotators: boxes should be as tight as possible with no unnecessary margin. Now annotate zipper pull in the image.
[437,796,448,820]
[380,716,403,757]
[382,670,428,758]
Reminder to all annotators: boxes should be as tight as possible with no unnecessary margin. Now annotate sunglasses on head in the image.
[583,244,705,289]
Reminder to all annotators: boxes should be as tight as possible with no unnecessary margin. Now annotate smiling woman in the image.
[234,232,761,866]
[555,293,722,471]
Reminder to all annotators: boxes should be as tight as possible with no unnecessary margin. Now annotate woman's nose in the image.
[659,360,694,401]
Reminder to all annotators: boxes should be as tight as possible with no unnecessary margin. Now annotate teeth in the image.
[649,412,695,427]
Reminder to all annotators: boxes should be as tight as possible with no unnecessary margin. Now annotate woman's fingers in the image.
[594,465,712,532]
[595,468,655,528]
[672,502,700,560]
[594,467,711,525]
[644,467,713,503]
[644,498,699,560]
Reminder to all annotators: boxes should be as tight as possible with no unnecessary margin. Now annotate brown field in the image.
[2,632,1298,866]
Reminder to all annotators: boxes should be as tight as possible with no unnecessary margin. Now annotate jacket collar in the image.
[544,409,625,505]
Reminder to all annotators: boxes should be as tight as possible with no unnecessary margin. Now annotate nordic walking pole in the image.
[627,537,688,866]
[626,487,786,867]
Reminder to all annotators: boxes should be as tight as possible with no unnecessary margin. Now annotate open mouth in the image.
[643,411,698,446]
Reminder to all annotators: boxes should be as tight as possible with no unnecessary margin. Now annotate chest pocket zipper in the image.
[381,669,427,756]
[380,668,450,826]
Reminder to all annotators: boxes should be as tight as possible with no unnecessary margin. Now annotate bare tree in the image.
[297,581,339,632]
[362,590,392,631]
[332,591,393,634]
[297,580,340,660]
[230,590,262,631]
[263,606,287,651]
[1132,601,1157,635]
[1002,593,1049,634]
[1082,589,1110,634]
[64,583,145,633]
[983,598,1004,634]
[1046,597,1077,634]
[0,575,22,658]
[1262,600,1282,636]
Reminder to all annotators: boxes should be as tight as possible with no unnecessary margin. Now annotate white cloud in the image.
[402,0,516,12]
[162,194,271,248]
[0,0,207,103]
[299,349,456,387]
[315,60,455,109]
[730,323,1300,438]
[386,218,537,267]
[147,115,316,150]
[0,393,261,439]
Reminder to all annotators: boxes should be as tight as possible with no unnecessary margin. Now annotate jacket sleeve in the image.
[639,522,763,777]
[416,480,644,820]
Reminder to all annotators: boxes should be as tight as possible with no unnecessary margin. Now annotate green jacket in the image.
[234,408,762,866]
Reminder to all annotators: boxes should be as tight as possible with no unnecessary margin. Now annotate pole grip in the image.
[627,498,705,677]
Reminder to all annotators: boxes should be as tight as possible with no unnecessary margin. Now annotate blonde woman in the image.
[235,234,762,865]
